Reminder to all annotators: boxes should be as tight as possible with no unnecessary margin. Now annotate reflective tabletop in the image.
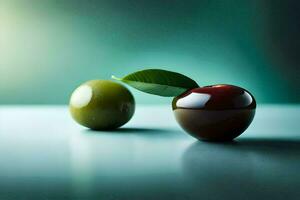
[0,105,299,200]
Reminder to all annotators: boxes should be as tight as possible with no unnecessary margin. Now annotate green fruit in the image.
[69,80,135,130]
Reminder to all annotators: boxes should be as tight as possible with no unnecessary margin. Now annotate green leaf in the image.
[112,69,199,97]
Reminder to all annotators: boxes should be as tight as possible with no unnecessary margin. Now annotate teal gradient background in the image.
[1,0,299,104]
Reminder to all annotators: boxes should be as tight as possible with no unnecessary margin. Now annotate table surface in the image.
[0,105,299,200]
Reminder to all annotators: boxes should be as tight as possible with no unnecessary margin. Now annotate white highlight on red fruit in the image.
[176,93,211,109]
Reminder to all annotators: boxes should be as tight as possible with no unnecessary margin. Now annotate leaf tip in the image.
[111,75,121,81]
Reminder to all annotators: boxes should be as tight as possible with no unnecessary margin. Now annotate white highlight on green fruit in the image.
[70,85,93,108]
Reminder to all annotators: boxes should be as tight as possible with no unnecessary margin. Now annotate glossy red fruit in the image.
[172,84,256,141]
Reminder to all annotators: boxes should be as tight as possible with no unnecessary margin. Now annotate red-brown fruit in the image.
[172,85,256,141]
